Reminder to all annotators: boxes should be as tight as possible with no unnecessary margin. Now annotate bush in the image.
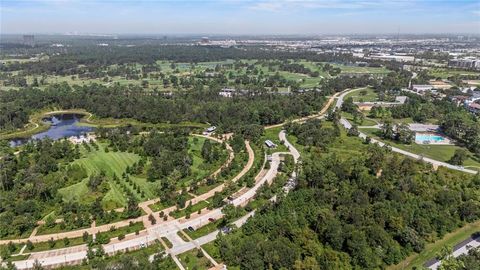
[26,240,34,251]
[82,232,89,242]
[48,238,55,248]
[196,248,204,258]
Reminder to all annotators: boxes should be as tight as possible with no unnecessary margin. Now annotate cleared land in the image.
[344,87,380,102]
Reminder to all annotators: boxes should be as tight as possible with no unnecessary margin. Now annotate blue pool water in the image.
[415,134,445,142]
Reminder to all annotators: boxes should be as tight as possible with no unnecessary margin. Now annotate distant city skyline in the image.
[1,0,479,35]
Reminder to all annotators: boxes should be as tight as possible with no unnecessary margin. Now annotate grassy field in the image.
[184,219,223,239]
[262,126,288,153]
[58,143,142,209]
[389,221,480,270]
[201,242,222,261]
[96,222,144,242]
[28,236,86,252]
[188,137,213,183]
[170,200,210,219]
[161,237,173,249]
[287,121,367,160]
[149,193,193,212]
[36,222,91,236]
[342,112,378,126]
[344,87,379,102]
[331,63,391,74]
[178,248,213,270]
[428,68,480,79]
[58,136,220,209]
[360,128,480,169]
[2,59,392,93]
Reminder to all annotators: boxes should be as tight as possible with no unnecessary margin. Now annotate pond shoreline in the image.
[0,109,92,140]
[9,113,94,147]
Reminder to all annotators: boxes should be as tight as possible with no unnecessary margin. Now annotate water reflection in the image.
[9,114,94,147]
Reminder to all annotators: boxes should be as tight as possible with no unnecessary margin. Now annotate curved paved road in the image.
[1,136,251,246]
[10,139,256,269]
[19,86,473,269]
[336,88,478,175]
[11,129,299,270]
[265,90,344,130]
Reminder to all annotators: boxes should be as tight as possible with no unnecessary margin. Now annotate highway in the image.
[426,233,480,269]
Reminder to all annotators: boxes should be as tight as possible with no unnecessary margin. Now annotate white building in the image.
[411,84,434,93]
[68,134,96,144]
[265,140,277,148]
[219,88,236,98]
[205,126,216,133]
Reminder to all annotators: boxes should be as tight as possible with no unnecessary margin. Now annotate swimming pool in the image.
[415,133,446,143]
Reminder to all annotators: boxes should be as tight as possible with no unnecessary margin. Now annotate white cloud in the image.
[249,0,413,12]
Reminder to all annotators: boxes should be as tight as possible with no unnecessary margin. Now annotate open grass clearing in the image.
[28,236,87,253]
[184,218,224,240]
[58,144,142,209]
[170,200,209,219]
[262,126,288,153]
[178,248,213,270]
[342,112,378,126]
[36,222,90,236]
[201,242,222,261]
[96,222,144,242]
[344,87,379,102]
[330,63,391,74]
[428,68,480,79]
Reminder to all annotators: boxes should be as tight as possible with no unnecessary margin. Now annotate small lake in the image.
[9,114,94,147]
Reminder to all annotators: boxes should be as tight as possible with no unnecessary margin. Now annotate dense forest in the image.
[0,83,326,132]
[213,119,480,269]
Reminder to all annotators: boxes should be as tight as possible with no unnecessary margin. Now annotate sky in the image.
[1,0,480,35]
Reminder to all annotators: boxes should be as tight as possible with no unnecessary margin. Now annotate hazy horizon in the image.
[1,0,480,35]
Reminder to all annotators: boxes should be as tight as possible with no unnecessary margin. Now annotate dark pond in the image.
[9,114,94,147]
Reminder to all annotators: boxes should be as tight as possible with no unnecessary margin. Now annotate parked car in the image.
[208,218,216,222]
[221,226,232,234]
[187,226,195,232]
